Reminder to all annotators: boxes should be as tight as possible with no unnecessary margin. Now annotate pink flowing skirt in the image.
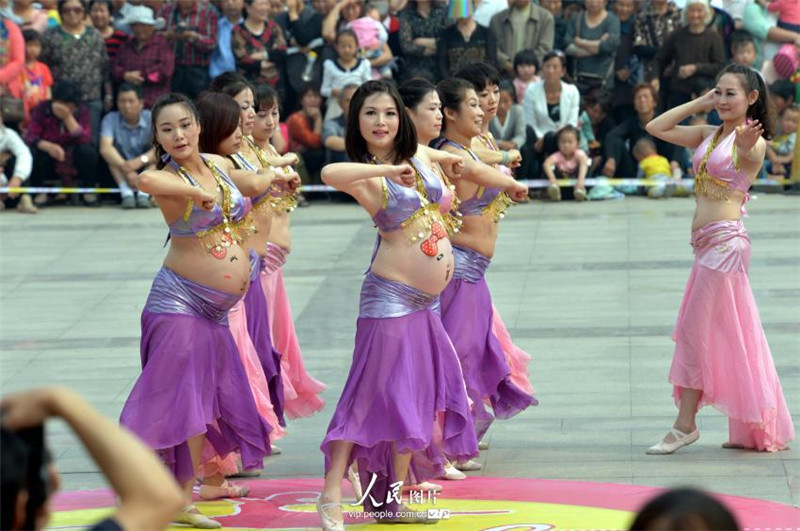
[670,220,794,451]
[491,304,536,396]
[261,243,326,419]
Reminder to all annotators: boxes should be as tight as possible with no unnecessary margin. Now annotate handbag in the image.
[0,95,24,124]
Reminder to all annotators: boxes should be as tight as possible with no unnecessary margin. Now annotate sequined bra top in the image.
[692,127,753,199]
[434,138,513,221]
[372,155,445,233]
[167,157,253,257]
[237,136,299,214]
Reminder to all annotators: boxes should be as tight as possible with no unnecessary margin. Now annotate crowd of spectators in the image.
[1,0,798,211]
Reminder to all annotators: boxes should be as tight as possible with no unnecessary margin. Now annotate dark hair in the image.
[88,0,112,13]
[498,78,517,103]
[717,63,775,139]
[117,82,143,100]
[151,93,200,169]
[58,0,88,14]
[52,81,82,105]
[730,30,755,53]
[398,78,437,110]
[513,49,539,74]
[583,87,611,113]
[632,82,658,101]
[345,80,417,164]
[196,92,241,154]
[541,49,567,70]
[692,76,716,97]
[255,84,279,112]
[1,428,28,531]
[208,71,254,100]
[769,79,796,102]
[22,28,41,44]
[629,488,739,531]
[437,77,475,133]
[556,124,580,143]
[299,83,321,100]
[454,61,501,93]
[336,28,359,46]
[633,137,657,158]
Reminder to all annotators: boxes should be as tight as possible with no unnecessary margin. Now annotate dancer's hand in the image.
[386,164,415,187]
[507,149,522,169]
[734,119,764,152]
[193,188,216,210]
[695,90,717,113]
[506,181,529,202]
[281,153,300,167]
[437,153,464,180]
[283,172,303,191]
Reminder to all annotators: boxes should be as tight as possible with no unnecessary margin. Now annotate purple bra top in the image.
[434,138,503,217]
[692,126,752,195]
[371,156,444,232]
[167,157,249,238]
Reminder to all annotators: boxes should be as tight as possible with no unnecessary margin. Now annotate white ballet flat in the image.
[403,481,443,493]
[478,441,489,450]
[646,428,699,455]
[174,505,222,529]
[347,464,363,500]
[454,459,482,471]
[316,495,344,531]
[441,463,466,481]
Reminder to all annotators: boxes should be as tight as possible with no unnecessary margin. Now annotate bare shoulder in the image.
[203,153,231,171]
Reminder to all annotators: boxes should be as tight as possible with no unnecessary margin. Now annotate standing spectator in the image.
[0,14,25,128]
[656,0,726,109]
[611,0,638,122]
[489,0,554,75]
[20,29,52,126]
[24,81,99,206]
[632,0,682,85]
[0,108,36,213]
[437,0,497,78]
[40,0,109,145]
[286,84,324,183]
[282,0,327,113]
[473,0,507,27]
[564,0,621,95]
[209,0,243,78]
[768,0,800,33]
[160,0,218,100]
[512,50,540,105]
[112,6,173,109]
[322,82,356,164]
[602,83,680,179]
[10,0,48,33]
[232,0,287,91]
[398,0,448,82]
[523,50,581,157]
[89,0,129,61]
[540,0,567,52]
[99,83,155,208]
[320,29,371,119]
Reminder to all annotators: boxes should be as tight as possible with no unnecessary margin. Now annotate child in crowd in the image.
[730,31,757,69]
[512,49,540,104]
[543,125,589,202]
[633,137,675,199]
[767,0,800,33]
[766,105,798,176]
[770,79,797,115]
[21,29,53,126]
[321,29,372,121]
[348,6,393,80]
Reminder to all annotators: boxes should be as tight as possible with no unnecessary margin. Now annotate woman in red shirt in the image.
[286,84,325,184]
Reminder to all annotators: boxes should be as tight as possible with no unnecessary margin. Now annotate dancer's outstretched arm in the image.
[439,145,528,201]
[645,91,718,149]
[137,170,215,204]
[322,162,416,212]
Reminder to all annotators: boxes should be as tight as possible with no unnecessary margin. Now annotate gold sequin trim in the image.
[482,190,513,222]
[694,128,731,203]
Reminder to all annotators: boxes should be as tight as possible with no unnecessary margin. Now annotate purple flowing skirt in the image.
[321,272,477,512]
[246,251,285,427]
[440,246,536,440]
[120,267,272,484]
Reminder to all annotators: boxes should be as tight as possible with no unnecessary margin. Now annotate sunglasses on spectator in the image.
[61,7,85,14]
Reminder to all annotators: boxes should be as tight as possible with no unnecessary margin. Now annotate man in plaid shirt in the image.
[160,0,218,100]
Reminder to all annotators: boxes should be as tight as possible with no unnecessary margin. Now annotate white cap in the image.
[120,5,165,30]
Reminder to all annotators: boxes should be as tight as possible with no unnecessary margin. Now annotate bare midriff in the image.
[450,214,499,259]
[267,210,292,253]
[371,227,455,296]
[691,190,747,232]
[248,210,274,257]
[164,236,251,295]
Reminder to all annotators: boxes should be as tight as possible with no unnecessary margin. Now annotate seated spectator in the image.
[321,29,371,120]
[633,137,675,198]
[629,487,739,531]
[1,386,184,530]
[322,0,393,79]
[523,50,580,157]
[437,0,498,78]
[111,6,173,109]
[0,15,25,128]
[398,0,448,82]
[489,0,554,75]
[282,0,329,112]
[602,83,681,178]
[10,0,49,33]
[655,0,726,109]
[543,125,589,202]
[286,84,325,183]
[512,49,540,105]
[766,104,798,176]
[770,78,797,115]
[89,0,129,61]
[160,0,218,100]
[0,108,36,213]
[20,29,53,126]
[209,0,244,79]
[579,90,616,172]
[490,80,527,167]
[232,0,288,91]
[25,81,98,206]
[565,0,621,94]
[99,83,155,209]
[730,30,757,68]
[323,83,357,165]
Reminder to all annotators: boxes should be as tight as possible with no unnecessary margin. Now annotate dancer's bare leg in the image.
[667,387,701,442]
[320,441,355,522]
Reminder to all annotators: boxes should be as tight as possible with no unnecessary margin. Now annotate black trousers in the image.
[29,144,99,187]
[172,66,211,101]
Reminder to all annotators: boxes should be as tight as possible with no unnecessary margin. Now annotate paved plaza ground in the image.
[1,194,798,508]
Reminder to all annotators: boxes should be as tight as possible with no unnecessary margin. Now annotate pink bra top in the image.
[692,127,753,197]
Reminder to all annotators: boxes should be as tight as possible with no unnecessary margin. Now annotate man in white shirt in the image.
[0,109,35,213]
